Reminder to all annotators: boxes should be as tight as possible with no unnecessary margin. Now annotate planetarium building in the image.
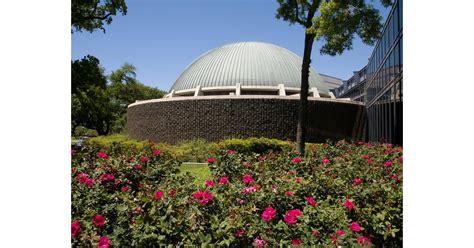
[127,42,366,143]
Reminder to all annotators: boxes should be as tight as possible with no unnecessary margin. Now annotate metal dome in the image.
[170,42,330,95]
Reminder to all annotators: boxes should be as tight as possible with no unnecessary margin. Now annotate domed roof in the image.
[170,42,330,95]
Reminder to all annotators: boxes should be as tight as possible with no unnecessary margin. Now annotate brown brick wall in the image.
[127,97,366,144]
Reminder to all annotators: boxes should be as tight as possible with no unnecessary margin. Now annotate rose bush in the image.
[72,139,402,247]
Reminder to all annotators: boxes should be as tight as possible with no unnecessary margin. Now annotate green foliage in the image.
[72,0,128,33]
[74,126,99,137]
[179,163,211,185]
[174,139,218,163]
[217,137,292,155]
[72,139,402,247]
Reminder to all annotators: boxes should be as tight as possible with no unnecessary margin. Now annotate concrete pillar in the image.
[236,83,241,95]
[310,87,320,98]
[194,85,203,96]
[278,84,286,96]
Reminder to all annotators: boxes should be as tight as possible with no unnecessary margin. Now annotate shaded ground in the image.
[179,163,211,185]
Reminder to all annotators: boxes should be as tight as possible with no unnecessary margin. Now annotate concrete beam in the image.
[235,83,241,95]
[310,87,320,98]
[329,92,336,99]
[278,84,286,96]
[194,85,203,97]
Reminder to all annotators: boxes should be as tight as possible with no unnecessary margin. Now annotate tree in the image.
[276,0,391,155]
[72,0,128,33]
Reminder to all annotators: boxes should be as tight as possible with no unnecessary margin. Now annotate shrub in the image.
[174,139,218,162]
[217,137,292,155]
[72,139,402,247]
[74,126,99,137]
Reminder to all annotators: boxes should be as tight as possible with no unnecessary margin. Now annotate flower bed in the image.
[72,140,402,247]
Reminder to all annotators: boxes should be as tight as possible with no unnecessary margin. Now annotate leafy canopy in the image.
[72,0,128,33]
[276,0,392,56]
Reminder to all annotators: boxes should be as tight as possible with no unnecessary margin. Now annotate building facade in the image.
[336,0,403,145]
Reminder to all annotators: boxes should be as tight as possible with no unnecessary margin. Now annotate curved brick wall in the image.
[127,96,366,144]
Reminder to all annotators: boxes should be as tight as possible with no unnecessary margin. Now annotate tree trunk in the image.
[296,32,316,155]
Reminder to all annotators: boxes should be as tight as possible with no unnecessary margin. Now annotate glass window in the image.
[394,5,399,35]
[394,43,400,74]
[389,51,394,81]
[400,38,403,70]
[388,16,392,47]
[400,0,403,29]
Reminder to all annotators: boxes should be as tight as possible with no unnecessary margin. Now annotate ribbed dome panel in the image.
[170,42,330,94]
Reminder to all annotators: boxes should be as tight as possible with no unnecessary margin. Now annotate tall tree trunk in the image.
[296,32,316,155]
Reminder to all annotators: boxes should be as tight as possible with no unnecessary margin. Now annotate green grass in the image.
[179,163,211,185]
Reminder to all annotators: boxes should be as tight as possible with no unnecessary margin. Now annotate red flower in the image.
[285,191,294,197]
[396,148,402,153]
[235,229,245,237]
[205,180,214,188]
[169,188,177,197]
[261,207,277,222]
[153,149,161,155]
[292,157,302,163]
[244,162,252,168]
[291,239,302,245]
[357,141,364,145]
[353,178,362,186]
[284,209,302,225]
[192,191,213,205]
[242,174,254,184]
[219,176,229,185]
[258,156,266,161]
[367,159,374,165]
[337,229,345,237]
[97,236,110,248]
[397,156,403,162]
[344,199,354,211]
[71,149,75,156]
[242,185,257,194]
[97,151,108,159]
[121,186,129,192]
[84,178,94,187]
[294,177,301,183]
[77,172,89,184]
[322,158,330,165]
[288,171,294,175]
[253,236,266,248]
[227,150,237,155]
[98,173,115,182]
[134,164,142,170]
[350,222,361,232]
[330,234,337,244]
[358,236,371,246]
[71,220,80,238]
[385,160,393,167]
[391,174,400,182]
[384,149,392,154]
[207,157,217,164]
[154,191,163,201]
[306,196,317,206]
[92,215,106,228]
[362,155,369,159]
[140,156,149,163]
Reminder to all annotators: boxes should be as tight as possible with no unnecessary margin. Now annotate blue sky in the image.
[72,0,390,91]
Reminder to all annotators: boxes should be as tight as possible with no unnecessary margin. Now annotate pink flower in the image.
[244,162,252,168]
[353,178,362,186]
[99,173,115,182]
[235,229,245,237]
[367,159,374,165]
[154,191,163,201]
[285,191,294,197]
[396,148,402,153]
[97,236,110,248]
[242,174,254,184]
[322,159,330,165]
[228,150,237,155]
[291,239,302,245]
[71,220,80,238]
[385,160,393,167]
[219,176,228,185]
[97,151,108,159]
[71,149,75,156]
[384,149,392,154]
[92,214,106,228]
[294,177,301,183]
[205,180,214,188]
[358,236,371,246]
[312,230,320,236]
[330,234,337,244]
[292,157,302,164]
[258,156,266,161]
[169,188,176,197]
[134,164,142,170]
[242,185,258,194]
[207,157,217,164]
[350,222,361,232]
[261,207,277,222]
[398,156,403,162]
[140,156,149,163]
[121,186,129,192]
[192,191,213,205]
[362,155,369,159]
[391,174,400,182]
[366,143,373,148]
[253,236,266,248]
[306,196,317,206]
[77,172,89,184]
[344,199,354,211]
[153,149,161,155]
[357,141,364,145]
[84,178,94,187]
[337,230,345,237]
[284,209,302,225]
